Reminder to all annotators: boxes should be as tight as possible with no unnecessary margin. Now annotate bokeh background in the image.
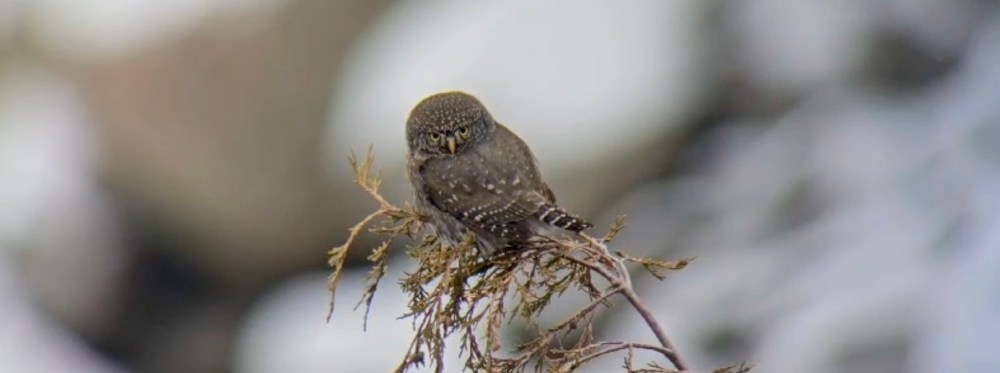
[1,1,999,372]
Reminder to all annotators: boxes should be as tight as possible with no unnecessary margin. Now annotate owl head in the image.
[407,91,495,156]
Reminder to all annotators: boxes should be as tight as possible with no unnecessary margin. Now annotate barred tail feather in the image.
[536,204,593,232]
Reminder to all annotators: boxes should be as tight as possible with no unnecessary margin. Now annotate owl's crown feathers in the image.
[407,91,495,156]
[407,91,489,129]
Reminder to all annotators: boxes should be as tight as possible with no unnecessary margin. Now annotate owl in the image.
[405,92,592,257]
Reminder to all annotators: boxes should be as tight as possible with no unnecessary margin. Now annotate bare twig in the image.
[570,341,676,368]
[620,286,689,370]
[553,235,689,371]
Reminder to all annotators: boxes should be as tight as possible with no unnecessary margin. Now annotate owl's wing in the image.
[419,161,547,242]
[432,186,546,242]
[497,124,557,204]
[540,183,556,204]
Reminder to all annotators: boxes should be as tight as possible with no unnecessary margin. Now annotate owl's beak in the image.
[446,136,457,154]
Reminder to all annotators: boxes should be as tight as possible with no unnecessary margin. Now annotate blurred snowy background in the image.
[1,0,998,372]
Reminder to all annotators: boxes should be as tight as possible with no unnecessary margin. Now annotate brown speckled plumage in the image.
[405,91,592,257]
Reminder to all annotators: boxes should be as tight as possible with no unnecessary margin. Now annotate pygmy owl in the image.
[405,91,592,257]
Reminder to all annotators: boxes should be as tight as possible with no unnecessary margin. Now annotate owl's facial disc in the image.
[425,124,473,155]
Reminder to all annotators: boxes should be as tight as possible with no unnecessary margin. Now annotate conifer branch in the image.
[327,148,750,373]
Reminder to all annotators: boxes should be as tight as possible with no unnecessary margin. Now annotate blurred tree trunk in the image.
[76,0,387,288]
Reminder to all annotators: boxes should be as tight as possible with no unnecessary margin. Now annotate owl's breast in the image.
[422,150,489,192]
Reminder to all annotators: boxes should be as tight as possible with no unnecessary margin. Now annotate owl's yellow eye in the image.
[457,126,471,139]
[428,132,441,142]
